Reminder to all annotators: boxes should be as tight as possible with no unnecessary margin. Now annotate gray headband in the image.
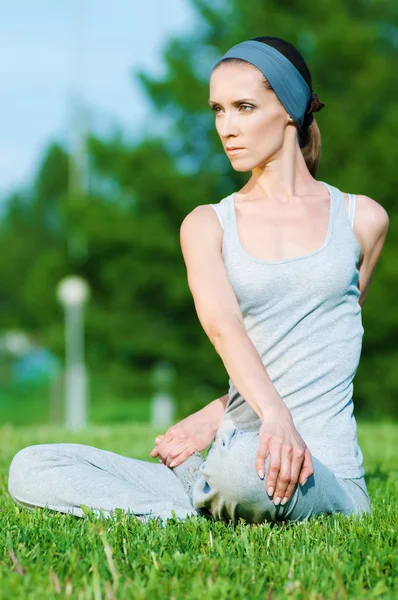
[214,40,312,132]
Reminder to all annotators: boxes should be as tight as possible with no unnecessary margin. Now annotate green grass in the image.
[0,421,397,599]
[0,385,152,426]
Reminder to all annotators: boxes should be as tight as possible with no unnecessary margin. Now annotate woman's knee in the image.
[202,432,274,518]
[8,444,56,502]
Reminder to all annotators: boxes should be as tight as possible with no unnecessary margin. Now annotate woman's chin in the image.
[227,153,255,170]
[230,161,253,173]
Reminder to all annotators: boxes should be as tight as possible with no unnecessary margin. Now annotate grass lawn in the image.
[0,421,397,599]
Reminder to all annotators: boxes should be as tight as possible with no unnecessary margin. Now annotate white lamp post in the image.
[56,276,90,430]
[150,361,176,428]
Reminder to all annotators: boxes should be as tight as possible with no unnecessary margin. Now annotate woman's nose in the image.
[217,114,239,138]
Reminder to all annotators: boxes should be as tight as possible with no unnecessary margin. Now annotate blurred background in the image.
[1,0,397,429]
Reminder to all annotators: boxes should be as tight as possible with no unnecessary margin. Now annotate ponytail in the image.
[299,116,322,178]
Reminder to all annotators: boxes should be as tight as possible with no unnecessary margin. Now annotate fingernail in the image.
[302,478,308,486]
[170,461,177,468]
[274,497,281,506]
[258,470,264,480]
[267,487,274,496]
[281,497,289,506]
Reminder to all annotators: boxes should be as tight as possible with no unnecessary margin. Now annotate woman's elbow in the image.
[210,318,245,352]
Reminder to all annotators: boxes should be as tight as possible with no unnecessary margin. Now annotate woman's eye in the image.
[211,104,253,113]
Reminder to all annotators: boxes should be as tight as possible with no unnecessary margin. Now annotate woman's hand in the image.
[256,403,314,506]
[149,413,217,468]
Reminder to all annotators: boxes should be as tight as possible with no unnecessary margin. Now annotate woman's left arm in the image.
[354,194,390,308]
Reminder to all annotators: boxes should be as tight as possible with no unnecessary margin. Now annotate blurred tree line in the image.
[1,0,397,421]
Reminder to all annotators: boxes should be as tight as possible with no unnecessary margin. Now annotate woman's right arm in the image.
[180,205,314,505]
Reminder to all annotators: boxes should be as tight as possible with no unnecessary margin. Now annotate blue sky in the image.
[0,0,196,200]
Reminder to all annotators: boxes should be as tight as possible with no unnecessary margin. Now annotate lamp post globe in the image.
[57,276,90,307]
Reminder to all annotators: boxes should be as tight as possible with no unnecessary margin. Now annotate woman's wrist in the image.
[207,395,228,428]
[184,395,227,432]
[260,396,292,423]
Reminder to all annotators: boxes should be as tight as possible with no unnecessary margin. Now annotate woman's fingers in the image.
[255,435,270,478]
[149,446,159,458]
[152,434,172,458]
[259,441,306,505]
[280,451,303,504]
[150,435,165,458]
[164,440,189,467]
[265,443,282,497]
[272,448,291,504]
[168,447,196,469]
[256,415,313,505]
[165,430,174,443]
[153,435,189,467]
[298,448,314,485]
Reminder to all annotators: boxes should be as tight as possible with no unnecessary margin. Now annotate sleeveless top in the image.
[209,181,365,479]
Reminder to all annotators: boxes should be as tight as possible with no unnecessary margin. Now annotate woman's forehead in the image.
[210,61,262,84]
[209,64,265,101]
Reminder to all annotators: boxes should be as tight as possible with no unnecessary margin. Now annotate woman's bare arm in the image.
[353,194,389,308]
[199,393,229,428]
[180,394,229,435]
[180,204,286,421]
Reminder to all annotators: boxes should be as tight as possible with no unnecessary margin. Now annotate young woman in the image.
[8,36,389,526]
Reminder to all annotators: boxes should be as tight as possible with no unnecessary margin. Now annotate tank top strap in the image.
[347,193,356,229]
[331,186,356,231]
[209,194,235,231]
[209,203,224,229]
[321,182,356,233]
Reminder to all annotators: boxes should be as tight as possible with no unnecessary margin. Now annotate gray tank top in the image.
[210,181,364,479]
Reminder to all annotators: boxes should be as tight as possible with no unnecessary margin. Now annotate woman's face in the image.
[209,62,292,171]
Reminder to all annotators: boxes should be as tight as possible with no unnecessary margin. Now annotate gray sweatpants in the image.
[8,426,371,526]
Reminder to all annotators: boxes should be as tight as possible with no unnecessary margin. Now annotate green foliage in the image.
[1,0,398,419]
[0,421,397,598]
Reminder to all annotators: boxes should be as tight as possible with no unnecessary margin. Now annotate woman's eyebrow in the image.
[208,98,257,106]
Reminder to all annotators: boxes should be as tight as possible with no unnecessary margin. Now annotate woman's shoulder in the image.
[180,202,225,233]
[342,192,389,265]
[180,204,225,259]
[182,193,234,229]
[353,193,389,223]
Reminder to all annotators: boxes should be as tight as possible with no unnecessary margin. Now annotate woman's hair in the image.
[216,36,322,177]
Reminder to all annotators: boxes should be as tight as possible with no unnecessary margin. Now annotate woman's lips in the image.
[226,148,245,155]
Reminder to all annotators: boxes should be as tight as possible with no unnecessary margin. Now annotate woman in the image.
[8,36,388,526]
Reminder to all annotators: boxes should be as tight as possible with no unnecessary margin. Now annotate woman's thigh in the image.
[192,427,370,524]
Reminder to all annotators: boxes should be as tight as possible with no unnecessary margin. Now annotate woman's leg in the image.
[8,443,202,525]
[192,427,371,524]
